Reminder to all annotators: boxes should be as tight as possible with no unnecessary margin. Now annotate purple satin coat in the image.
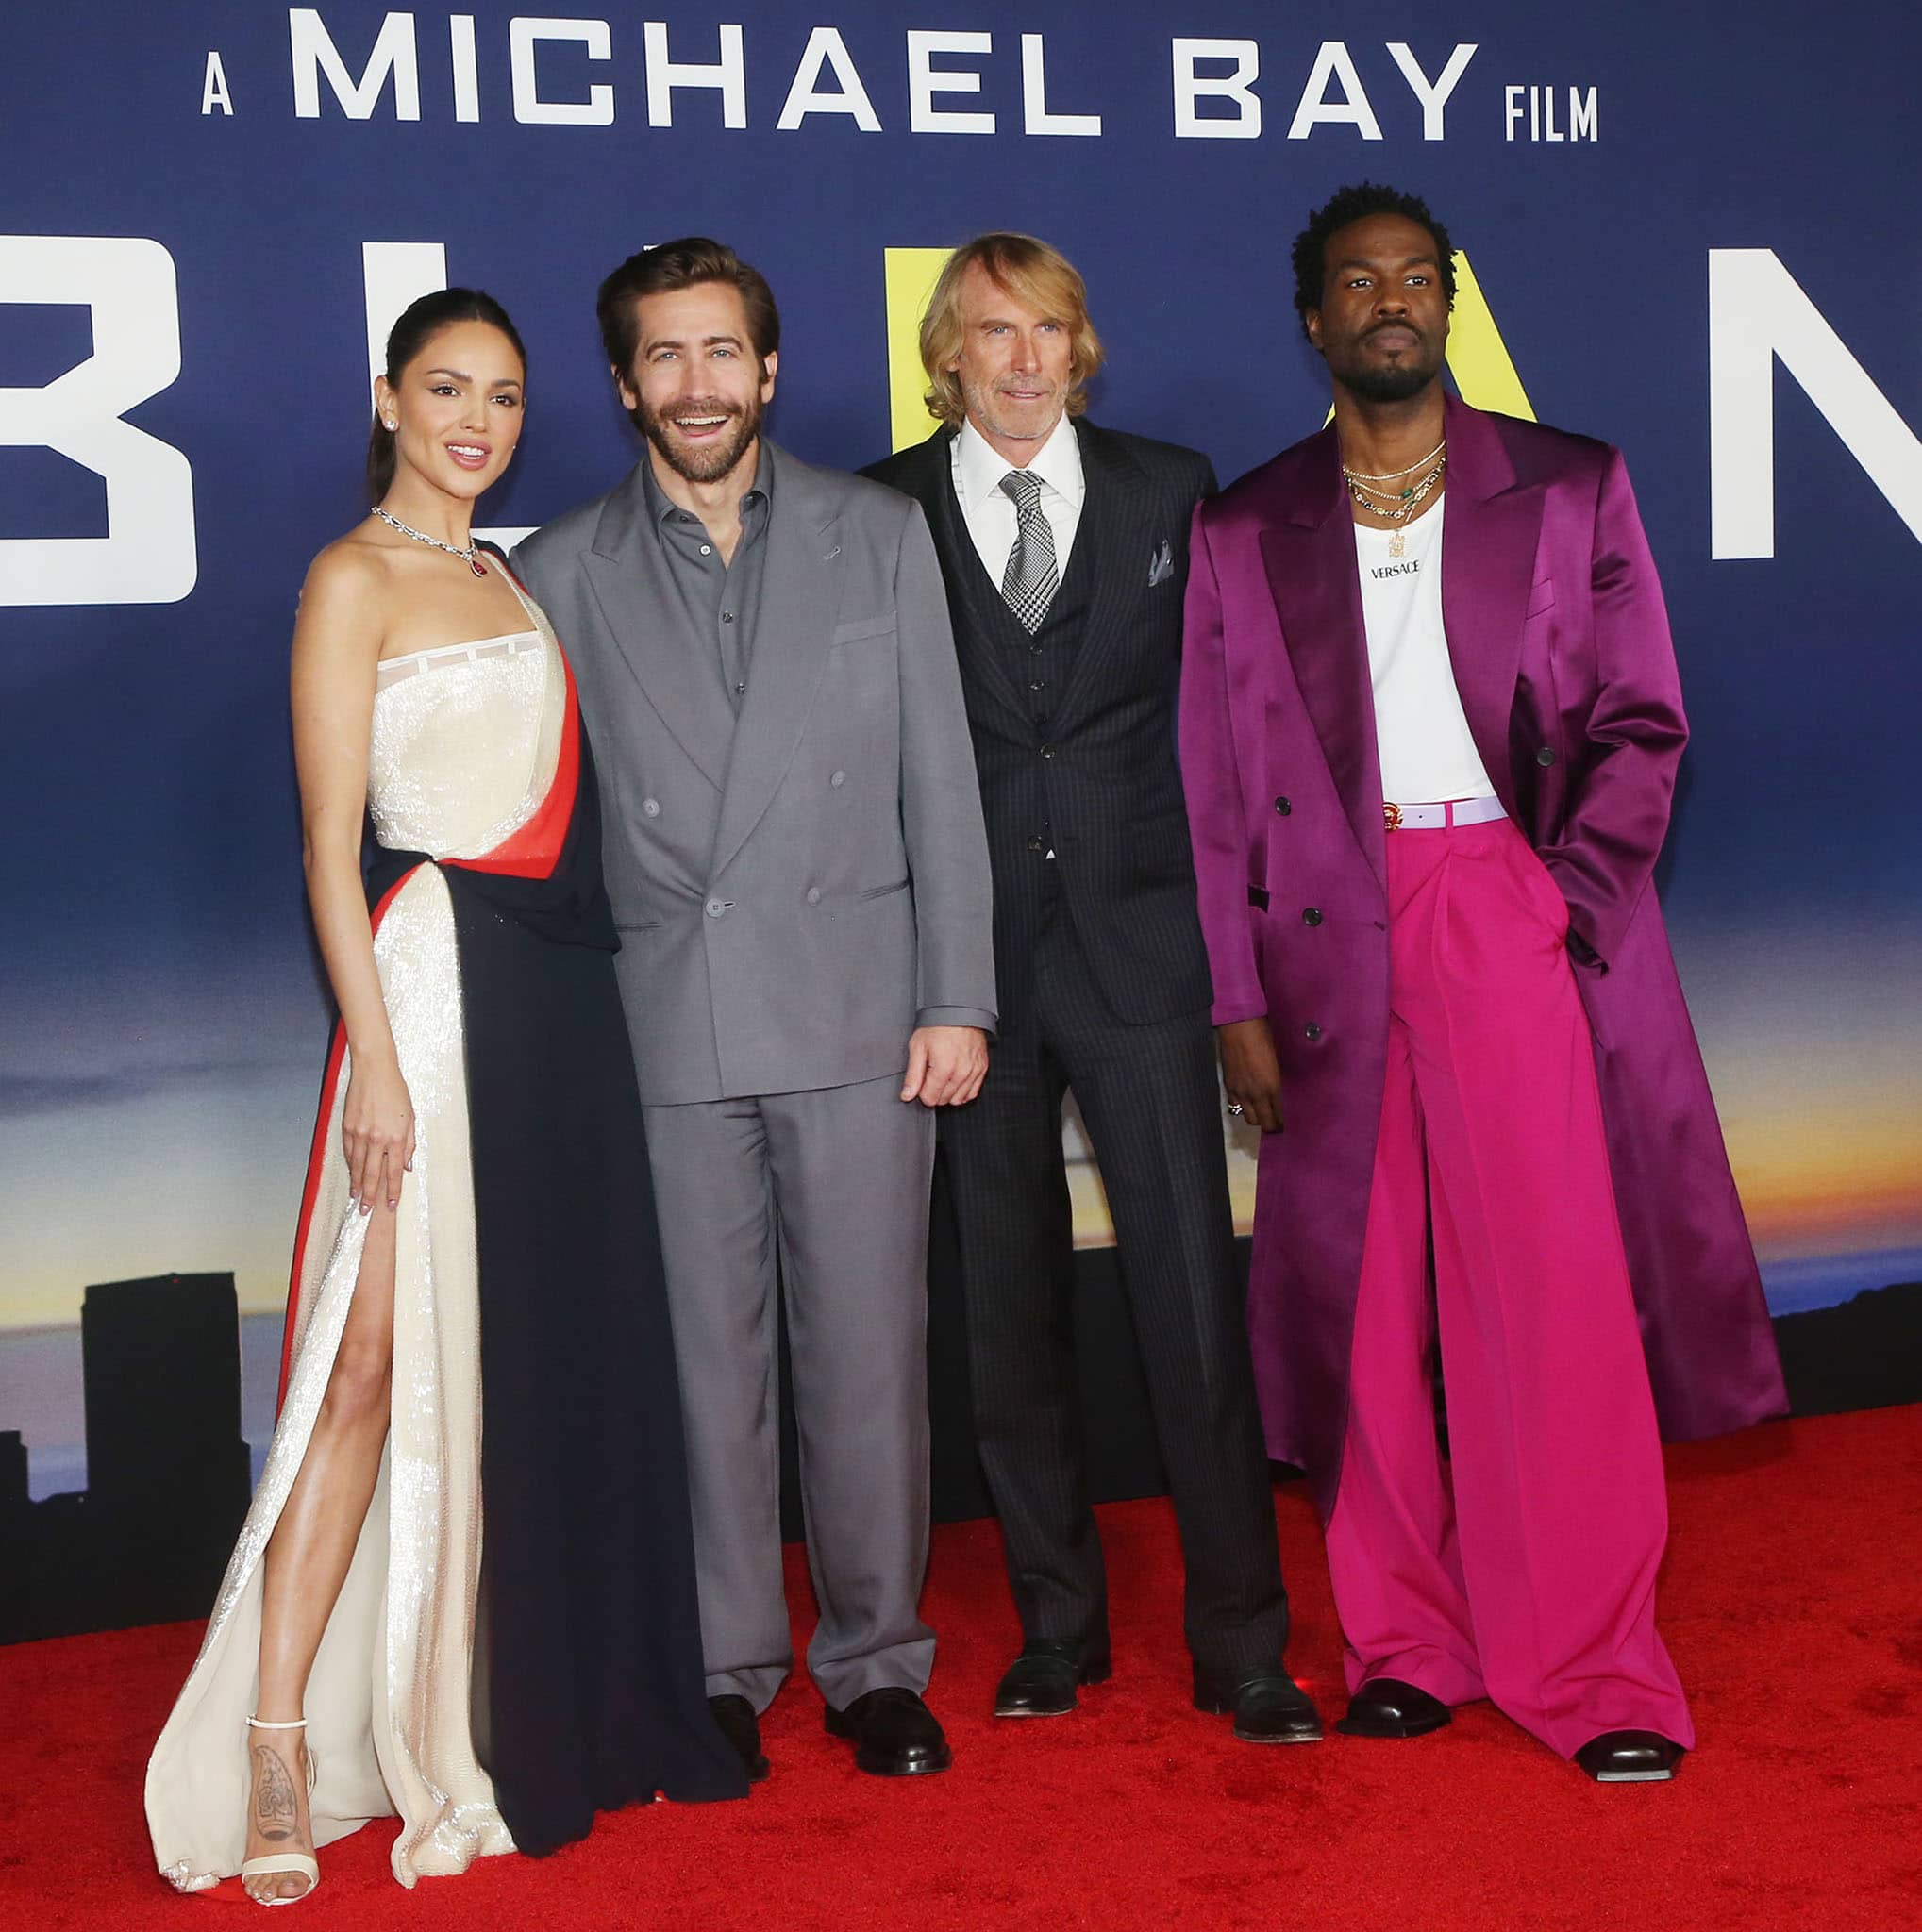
[1179,397,1787,1509]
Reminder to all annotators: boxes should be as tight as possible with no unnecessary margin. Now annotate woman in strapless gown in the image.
[145,291,745,1904]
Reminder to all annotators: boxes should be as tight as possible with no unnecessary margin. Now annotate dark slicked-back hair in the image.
[1291,183,1456,339]
[596,236,780,378]
[368,288,526,500]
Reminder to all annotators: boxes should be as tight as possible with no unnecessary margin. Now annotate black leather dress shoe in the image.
[1335,1676,1452,1740]
[825,1688,952,1775]
[994,1638,1112,1718]
[707,1694,769,1782]
[1193,1666,1323,1743]
[1575,1729,1683,1782]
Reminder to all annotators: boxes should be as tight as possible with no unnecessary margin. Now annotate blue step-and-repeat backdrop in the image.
[4,4,1919,1499]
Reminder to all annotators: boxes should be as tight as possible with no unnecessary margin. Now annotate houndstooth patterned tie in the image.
[998,470,1059,633]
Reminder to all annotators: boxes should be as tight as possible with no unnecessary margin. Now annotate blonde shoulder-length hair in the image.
[920,233,1106,427]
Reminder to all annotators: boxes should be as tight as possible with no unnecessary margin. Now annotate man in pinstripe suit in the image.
[863,235,1315,1742]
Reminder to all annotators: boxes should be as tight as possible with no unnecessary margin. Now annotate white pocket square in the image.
[1146,540,1174,587]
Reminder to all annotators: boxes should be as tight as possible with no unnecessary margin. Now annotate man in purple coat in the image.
[1178,183,1786,1782]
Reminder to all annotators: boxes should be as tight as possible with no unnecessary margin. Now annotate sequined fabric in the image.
[145,589,568,1891]
[371,629,560,862]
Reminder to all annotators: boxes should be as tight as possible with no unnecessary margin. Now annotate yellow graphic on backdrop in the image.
[887,245,1533,454]
[1439,252,1533,420]
[885,247,954,451]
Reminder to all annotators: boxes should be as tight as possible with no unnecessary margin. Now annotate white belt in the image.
[1383,795,1507,832]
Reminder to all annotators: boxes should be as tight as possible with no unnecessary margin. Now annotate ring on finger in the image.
[1227,1101,1245,1117]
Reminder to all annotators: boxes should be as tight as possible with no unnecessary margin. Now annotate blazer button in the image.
[1535,745,1558,767]
[1273,796,1292,816]
[642,797,660,817]
[806,887,822,905]
[1039,743,1055,759]
[705,898,729,919]
[830,770,846,788]
[1301,908,1322,927]
[1303,1021,1323,1042]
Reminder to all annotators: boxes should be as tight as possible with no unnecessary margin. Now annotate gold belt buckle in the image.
[1383,801,1403,832]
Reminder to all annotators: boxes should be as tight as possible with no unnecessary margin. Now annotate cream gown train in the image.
[146,576,744,1892]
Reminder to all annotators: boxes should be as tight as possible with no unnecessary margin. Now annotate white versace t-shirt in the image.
[1353,498,1497,804]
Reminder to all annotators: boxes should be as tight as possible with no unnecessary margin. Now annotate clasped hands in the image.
[900,1024,989,1108]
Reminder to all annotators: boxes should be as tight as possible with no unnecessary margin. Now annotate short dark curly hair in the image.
[1292,183,1456,338]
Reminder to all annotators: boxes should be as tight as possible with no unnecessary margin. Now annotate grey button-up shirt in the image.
[640,442,773,713]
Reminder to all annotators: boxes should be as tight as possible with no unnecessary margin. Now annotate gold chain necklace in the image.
[1342,436,1446,485]
[1344,455,1446,557]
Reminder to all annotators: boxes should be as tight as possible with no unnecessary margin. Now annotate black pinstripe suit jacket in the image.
[862,422,1217,1030]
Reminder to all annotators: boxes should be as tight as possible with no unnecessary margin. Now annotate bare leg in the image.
[242,1201,398,1902]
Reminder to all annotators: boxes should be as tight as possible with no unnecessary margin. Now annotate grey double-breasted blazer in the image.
[512,441,996,1105]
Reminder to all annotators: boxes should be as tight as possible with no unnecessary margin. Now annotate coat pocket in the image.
[832,614,896,645]
[860,877,911,900]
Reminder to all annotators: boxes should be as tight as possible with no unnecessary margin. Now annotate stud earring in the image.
[384,418,397,430]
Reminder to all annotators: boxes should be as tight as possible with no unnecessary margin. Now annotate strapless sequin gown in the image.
[145,575,745,1892]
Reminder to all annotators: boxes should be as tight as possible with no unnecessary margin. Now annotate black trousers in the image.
[940,893,1288,1674]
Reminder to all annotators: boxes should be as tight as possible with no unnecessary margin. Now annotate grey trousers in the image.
[643,1073,938,1712]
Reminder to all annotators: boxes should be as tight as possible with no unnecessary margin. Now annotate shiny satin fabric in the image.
[1178,396,1787,1513]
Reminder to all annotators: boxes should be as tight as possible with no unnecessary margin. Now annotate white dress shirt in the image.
[949,411,1086,587]
[1353,499,1498,804]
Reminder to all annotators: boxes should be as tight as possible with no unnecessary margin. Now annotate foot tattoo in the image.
[241,1730,316,1904]
[251,1741,299,1841]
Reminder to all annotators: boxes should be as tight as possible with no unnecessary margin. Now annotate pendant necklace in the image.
[1342,452,1446,557]
[370,504,488,575]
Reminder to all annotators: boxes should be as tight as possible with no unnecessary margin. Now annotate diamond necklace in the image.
[370,504,488,576]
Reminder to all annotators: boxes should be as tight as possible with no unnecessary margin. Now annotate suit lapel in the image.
[1259,425,1386,891]
[710,445,844,877]
[1438,395,1542,816]
[584,466,735,793]
[909,431,1029,720]
[1048,423,1152,730]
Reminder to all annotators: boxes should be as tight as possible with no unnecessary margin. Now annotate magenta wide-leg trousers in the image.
[1321,817,1693,1758]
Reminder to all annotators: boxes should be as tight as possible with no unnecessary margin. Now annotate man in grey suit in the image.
[513,238,995,1781]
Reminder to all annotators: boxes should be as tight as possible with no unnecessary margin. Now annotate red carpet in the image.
[4,1406,1919,1931]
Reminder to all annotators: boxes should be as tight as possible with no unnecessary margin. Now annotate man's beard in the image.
[1340,358,1439,404]
[636,391,762,484]
[960,374,1064,445]
[1329,326,1445,405]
